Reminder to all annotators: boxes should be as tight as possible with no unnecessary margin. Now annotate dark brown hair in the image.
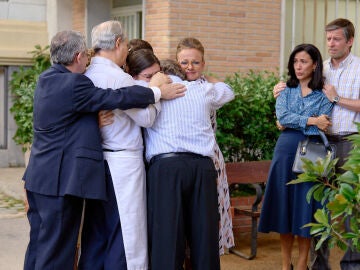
[128,39,153,53]
[287,43,324,90]
[160,59,186,80]
[126,49,160,77]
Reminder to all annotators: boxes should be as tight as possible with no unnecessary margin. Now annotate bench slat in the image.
[226,160,271,184]
[234,207,261,218]
[226,160,271,260]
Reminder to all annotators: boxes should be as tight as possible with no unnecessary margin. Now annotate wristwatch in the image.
[333,95,340,104]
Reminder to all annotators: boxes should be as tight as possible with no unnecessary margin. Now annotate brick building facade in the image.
[0,0,283,167]
[143,0,281,78]
[71,0,282,80]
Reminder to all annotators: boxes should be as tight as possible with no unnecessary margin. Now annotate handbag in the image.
[292,130,336,176]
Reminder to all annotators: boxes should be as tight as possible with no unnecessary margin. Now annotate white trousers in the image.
[104,150,148,270]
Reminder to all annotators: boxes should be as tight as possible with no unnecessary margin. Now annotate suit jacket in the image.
[23,64,155,200]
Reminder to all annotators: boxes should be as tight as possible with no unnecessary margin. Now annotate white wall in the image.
[0,0,47,167]
[46,0,72,42]
[0,0,46,21]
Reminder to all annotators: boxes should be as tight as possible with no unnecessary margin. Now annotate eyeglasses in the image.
[138,71,160,79]
[179,60,202,67]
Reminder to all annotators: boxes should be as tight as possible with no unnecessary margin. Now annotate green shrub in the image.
[217,70,281,162]
[9,45,50,152]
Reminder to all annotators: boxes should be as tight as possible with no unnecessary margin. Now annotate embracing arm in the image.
[211,82,235,109]
[273,81,286,98]
[323,84,360,112]
[124,102,161,128]
[149,72,186,100]
[74,74,156,112]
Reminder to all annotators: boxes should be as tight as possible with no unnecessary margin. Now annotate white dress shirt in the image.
[85,56,155,269]
[85,56,160,150]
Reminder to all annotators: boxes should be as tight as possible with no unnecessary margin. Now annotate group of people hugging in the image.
[22,17,360,270]
[23,20,235,270]
[82,20,236,270]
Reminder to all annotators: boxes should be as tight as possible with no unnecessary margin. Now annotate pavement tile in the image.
[0,166,344,269]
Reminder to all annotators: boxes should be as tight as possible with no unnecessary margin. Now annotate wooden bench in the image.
[226,160,271,260]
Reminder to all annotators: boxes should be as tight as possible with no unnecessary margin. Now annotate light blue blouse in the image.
[276,85,333,135]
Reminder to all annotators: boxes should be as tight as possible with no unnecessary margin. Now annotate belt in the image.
[103,149,125,152]
[149,152,206,166]
[327,133,357,142]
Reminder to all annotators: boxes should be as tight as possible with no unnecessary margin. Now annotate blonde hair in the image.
[176,37,205,61]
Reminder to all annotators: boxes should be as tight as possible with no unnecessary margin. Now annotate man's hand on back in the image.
[149,72,186,100]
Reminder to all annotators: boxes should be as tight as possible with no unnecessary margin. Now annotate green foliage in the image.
[217,70,281,161]
[230,183,257,197]
[289,123,360,252]
[9,45,51,152]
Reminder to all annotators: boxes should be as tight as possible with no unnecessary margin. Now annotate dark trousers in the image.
[310,138,360,270]
[340,218,360,270]
[147,155,220,270]
[24,191,83,270]
[309,238,331,270]
[78,161,127,270]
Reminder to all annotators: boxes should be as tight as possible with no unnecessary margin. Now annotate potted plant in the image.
[289,124,360,252]
[9,45,50,154]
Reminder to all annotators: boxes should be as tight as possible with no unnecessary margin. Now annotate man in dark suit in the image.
[23,30,185,270]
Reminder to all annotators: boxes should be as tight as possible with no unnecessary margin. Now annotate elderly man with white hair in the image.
[78,20,185,270]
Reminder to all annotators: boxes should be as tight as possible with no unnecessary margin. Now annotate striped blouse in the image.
[144,76,234,161]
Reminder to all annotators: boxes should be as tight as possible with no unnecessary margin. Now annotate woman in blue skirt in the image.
[258,44,333,270]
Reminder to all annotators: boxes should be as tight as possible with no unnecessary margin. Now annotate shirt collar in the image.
[90,56,123,71]
[327,53,354,69]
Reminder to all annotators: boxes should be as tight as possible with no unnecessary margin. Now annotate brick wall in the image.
[73,0,85,34]
[145,0,282,80]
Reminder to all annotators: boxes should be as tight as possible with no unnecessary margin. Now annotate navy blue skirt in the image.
[258,129,322,238]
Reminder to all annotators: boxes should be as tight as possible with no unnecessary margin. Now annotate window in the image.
[281,0,360,73]
[111,4,143,40]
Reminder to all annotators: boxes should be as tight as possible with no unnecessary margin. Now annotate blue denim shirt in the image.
[276,85,333,135]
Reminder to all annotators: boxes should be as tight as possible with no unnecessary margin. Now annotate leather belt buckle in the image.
[103,149,125,152]
[149,152,205,166]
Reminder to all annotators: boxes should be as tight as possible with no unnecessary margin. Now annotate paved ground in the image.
[0,168,28,270]
[0,167,344,270]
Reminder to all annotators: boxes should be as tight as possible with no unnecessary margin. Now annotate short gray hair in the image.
[91,20,126,51]
[50,30,87,65]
